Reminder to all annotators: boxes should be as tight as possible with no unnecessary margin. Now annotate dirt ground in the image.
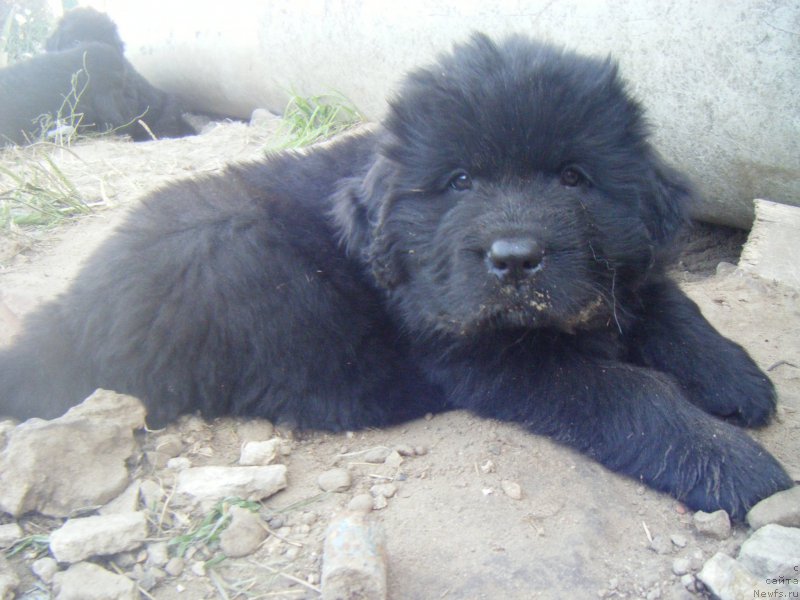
[0,122,798,599]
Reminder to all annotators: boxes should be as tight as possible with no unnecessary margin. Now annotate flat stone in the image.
[176,465,287,502]
[738,523,800,580]
[49,512,148,563]
[747,487,800,530]
[697,553,761,600]
[0,391,141,517]
[53,561,137,600]
[318,468,352,493]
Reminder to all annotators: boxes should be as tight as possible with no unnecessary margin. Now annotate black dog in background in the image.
[0,8,191,145]
[0,34,791,519]
[44,7,126,55]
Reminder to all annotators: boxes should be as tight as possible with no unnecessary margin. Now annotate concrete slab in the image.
[739,199,800,289]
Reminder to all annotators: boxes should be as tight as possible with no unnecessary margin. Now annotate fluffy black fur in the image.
[0,35,792,519]
[0,10,191,145]
[45,8,126,55]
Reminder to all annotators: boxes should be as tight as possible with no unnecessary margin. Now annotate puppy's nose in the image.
[487,238,543,281]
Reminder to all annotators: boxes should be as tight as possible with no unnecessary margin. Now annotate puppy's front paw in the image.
[692,360,777,428]
[677,420,792,520]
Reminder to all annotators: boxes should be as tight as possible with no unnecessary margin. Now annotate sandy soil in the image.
[0,123,797,599]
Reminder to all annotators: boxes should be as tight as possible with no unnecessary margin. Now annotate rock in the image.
[738,523,800,580]
[670,534,688,548]
[100,481,142,515]
[383,450,403,469]
[164,556,185,577]
[61,389,146,431]
[0,553,20,599]
[139,480,165,510]
[688,549,705,571]
[146,542,170,567]
[697,552,762,600]
[672,557,691,576]
[0,401,140,517]
[693,509,731,539]
[236,419,274,443]
[49,512,148,563]
[0,522,22,548]
[746,487,800,529]
[239,438,281,466]
[219,505,268,558]
[322,512,387,600]
[501,480,523,500]
[370,484,397,499]
[32,556,59,584]
[362,447,392,463]
[52,561,138,600]
[649,535,673,555]
[153,433,183,458]
[395,444,416,457]
[348,494,374,513]
[176,465,287,502]
[372,495,388,510]
[318,468,352,493]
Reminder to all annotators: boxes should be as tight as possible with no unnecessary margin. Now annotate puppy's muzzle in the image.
[486,237,543,282]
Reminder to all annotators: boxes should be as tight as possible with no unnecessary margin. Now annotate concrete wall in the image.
[90,0,799,228]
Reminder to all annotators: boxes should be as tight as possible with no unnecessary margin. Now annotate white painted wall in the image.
[88,0,799,227]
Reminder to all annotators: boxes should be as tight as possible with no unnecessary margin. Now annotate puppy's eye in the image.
[448,171,473,191]
[559,166,586,187]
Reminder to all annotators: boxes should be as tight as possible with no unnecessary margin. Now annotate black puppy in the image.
[45,7,126,54]
[0,9,191,144]
[0,35,791,519]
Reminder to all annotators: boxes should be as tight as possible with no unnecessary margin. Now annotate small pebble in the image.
[318,468,352,492]
[348,494,374,513]
[649,535,673,555]
[680,573,695,591]
[155,433,183,458]
[147,542,170,567]
[501,480,523,500]
[395,444,416,456]
[373,495,388,510]
[688,549,705,571]
[362,447,392,463]
[299,511,318,526]
[670,534,688,548]
[370,483,398,498]
[414,445,429,456]
[672,557,691,576]
[693,510,731,539]
[384,450,404,468]
[190,561,206,577]
[0,522,22,548]
[164,557,184,577]
[239,438,281,466]
[219,506,268,558]
[31,557,59,584]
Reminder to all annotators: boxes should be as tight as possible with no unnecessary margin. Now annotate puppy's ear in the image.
[330,175,372,260]
[330,156,406,289]
[643,159,692,245]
